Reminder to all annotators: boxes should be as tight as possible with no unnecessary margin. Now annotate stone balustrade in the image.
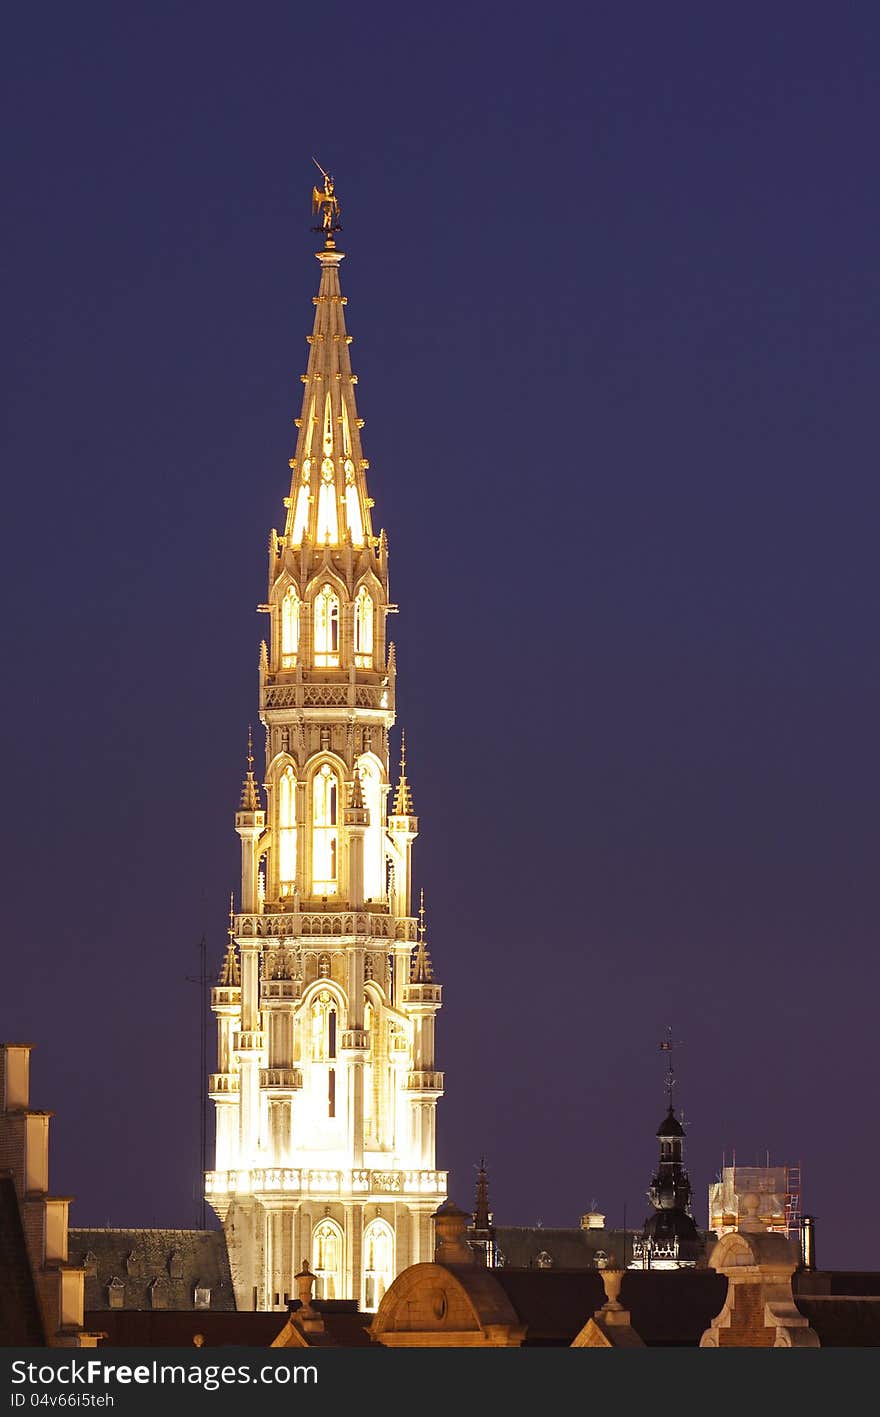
[235,912,418,942]
[205,1167,447,1199]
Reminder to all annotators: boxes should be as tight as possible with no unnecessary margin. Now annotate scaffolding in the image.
[784,1162,802,1242]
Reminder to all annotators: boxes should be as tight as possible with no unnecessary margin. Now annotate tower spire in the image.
[217,893,240,987]
[283,172,373,552]
[392,731,414,815]
[239,726,261,812]
[411,888,433,983]
[470,1157,496,1267]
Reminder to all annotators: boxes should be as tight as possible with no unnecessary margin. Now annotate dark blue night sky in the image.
[3,4,879,1268]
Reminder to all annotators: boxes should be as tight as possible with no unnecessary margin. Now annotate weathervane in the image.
[311,158,342,245]
[659,1025,683,1108]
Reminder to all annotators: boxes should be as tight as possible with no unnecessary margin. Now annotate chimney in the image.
[432,1200,474,1265]
[800,1215,816,1272]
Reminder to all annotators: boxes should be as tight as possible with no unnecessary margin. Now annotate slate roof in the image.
[0,1173,44,1345]
[68,1228,235,1311]
[492,1268,727,1346]
[89,1300,375,1348]
[494,1224,714,1270]
[494,1225,627,1270]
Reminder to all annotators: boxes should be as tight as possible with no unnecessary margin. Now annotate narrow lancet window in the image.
[316,461,338,543]
[313,585,340,667]
[278,766,297,896]
[312,763,339,894]
[313,1220,343,1300]
[354,585,373,667]
[363,1220,394,1312]
[310,990,337,1060]
[346,473,365,547]
[358,757,383,900]
[280,586,299,668]
[291,465,310,544]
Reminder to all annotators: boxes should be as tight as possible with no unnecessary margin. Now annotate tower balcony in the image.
[404,1070,444,1094]
[208,1073,240,1100]
[235,911,417,942]
[261,980,301,1005]
[340,1029,370,1052]
[259,1067,303,1092]
[233,1030,266,1053]
[401,983,442,1007]
[205,1166,447,1201]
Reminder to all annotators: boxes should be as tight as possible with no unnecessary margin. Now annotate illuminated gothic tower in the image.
[205,190,446,1312]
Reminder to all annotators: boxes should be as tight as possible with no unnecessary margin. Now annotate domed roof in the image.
[642,1208,700,1244]
[656,1106,685,1138]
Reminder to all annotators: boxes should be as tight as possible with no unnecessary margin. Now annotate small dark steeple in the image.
[630,1029,703,1270]
[469,1157,497,1268]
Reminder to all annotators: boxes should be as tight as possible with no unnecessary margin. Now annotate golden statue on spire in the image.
[311,158,342,243]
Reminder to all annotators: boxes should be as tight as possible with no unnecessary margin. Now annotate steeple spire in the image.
[239,726,261,812]
[218,893,240,987]
[469,1157,496,1268]
[392,732,414,815]
[283,178,373,552]
[474,1157,491,1231]
[411,888,433,983]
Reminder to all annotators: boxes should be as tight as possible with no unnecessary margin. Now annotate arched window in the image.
[316,460,339,544]
[358,757,383,901]
[310,989,337,1062]
[354,586,373,668]
[278,766,297,896]
[312,764,339,894]
[291,465,310,544]
[313,585,340,668]
[363,1219,394,1311]
[313,1220,343,1301]
[345,460,365,547]
[280,586,300,668]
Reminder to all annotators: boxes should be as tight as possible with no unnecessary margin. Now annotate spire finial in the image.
[659,1025,683,1109]
[239,727,262,812]
[410,890,434,984]
[218,894,240,987]
[392,732,414,816]
[311,159,342,248]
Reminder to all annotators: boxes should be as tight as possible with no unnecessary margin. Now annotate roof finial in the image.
[311,159,342,249]
[239,726,261,812]
[228,891,235,938]
[418,887,426,941]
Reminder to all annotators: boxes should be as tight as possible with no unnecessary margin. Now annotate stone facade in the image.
[206,222,446,1313]
[0,1045,100,1346]
[700,1194,819,1347]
